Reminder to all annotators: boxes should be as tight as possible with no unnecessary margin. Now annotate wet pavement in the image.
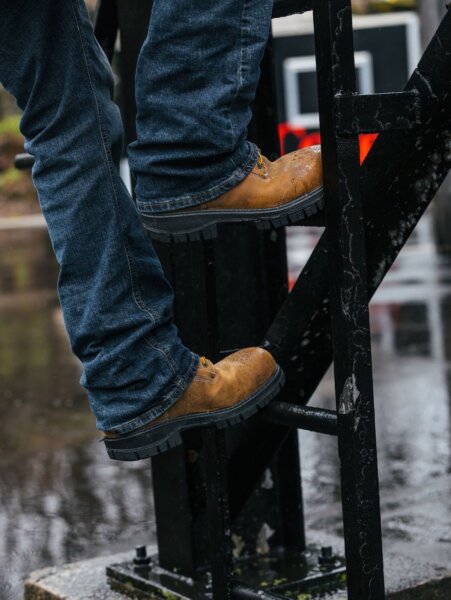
[1,212,451,598]
[0,227,156,600]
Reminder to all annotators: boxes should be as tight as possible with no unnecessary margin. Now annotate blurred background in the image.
[0,1,450,599]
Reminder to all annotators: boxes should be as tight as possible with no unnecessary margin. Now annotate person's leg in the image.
[0,0,284,461]
[0,0,198,433]
[129,0,272,210]
[128,0,323,241]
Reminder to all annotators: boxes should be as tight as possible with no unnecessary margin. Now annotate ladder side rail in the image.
[313,0,385,597]
[264,8,451,394]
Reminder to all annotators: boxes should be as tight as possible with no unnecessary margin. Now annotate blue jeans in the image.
[0,0,272,432]
[129,0,273,212]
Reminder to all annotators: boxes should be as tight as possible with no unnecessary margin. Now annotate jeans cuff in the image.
[106,350,199,435]
[136,141,259,214]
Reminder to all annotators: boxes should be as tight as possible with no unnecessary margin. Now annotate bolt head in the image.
[319,546,335,566]
[134,545,151,566]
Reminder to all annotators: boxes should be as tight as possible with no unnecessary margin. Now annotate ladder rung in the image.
[233,583,285,599]
[272,0,312,19]
[14,153,35,170]
[261,401,338,435]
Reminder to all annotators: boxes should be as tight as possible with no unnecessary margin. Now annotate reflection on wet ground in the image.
[0,212,451,598]
[0,229,156,600]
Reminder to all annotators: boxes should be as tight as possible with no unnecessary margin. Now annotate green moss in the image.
[0,115,21,136]
[161,592,178,600]
[273,577,288,586]
[296,594,312,600]
[0,167,23,187]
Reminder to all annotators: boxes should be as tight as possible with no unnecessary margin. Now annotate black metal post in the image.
[94,0,118,62]
[203,428,232,599]
[313,0,385,597]
[116,0,154,147]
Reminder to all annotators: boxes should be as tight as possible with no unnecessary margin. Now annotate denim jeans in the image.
[129,0,273,213]
[0,0,272,432]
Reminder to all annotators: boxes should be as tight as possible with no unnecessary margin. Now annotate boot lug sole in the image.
[141,187,324,243]
[104,366,285,461]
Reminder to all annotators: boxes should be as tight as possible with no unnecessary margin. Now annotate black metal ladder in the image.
[92,0,451,598]
[213,2,393,595]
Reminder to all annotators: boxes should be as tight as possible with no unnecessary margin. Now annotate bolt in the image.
[318,546,335,566]
[134,545,151,566]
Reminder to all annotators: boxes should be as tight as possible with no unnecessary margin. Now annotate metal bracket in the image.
[335,91,422,134]
[107,549,346,599]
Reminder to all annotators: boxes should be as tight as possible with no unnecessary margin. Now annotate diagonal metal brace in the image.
[335,91,422,134]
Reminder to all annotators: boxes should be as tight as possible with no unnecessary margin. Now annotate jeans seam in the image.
[227,0,246,144]
[143,335,181,383]
[70,0,159,328]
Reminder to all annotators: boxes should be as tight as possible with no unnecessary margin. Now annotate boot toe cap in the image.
[224,347,277,387]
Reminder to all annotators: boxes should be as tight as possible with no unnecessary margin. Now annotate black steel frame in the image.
[94,0,451,598]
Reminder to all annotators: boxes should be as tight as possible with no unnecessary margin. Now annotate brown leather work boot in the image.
[103,347,284,461]
[141,146,323,242]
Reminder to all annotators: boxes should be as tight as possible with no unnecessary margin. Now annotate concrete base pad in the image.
[305,530,451,600]
[24,552,135,600]
[24,478,451,600]
[24,541,451,600]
